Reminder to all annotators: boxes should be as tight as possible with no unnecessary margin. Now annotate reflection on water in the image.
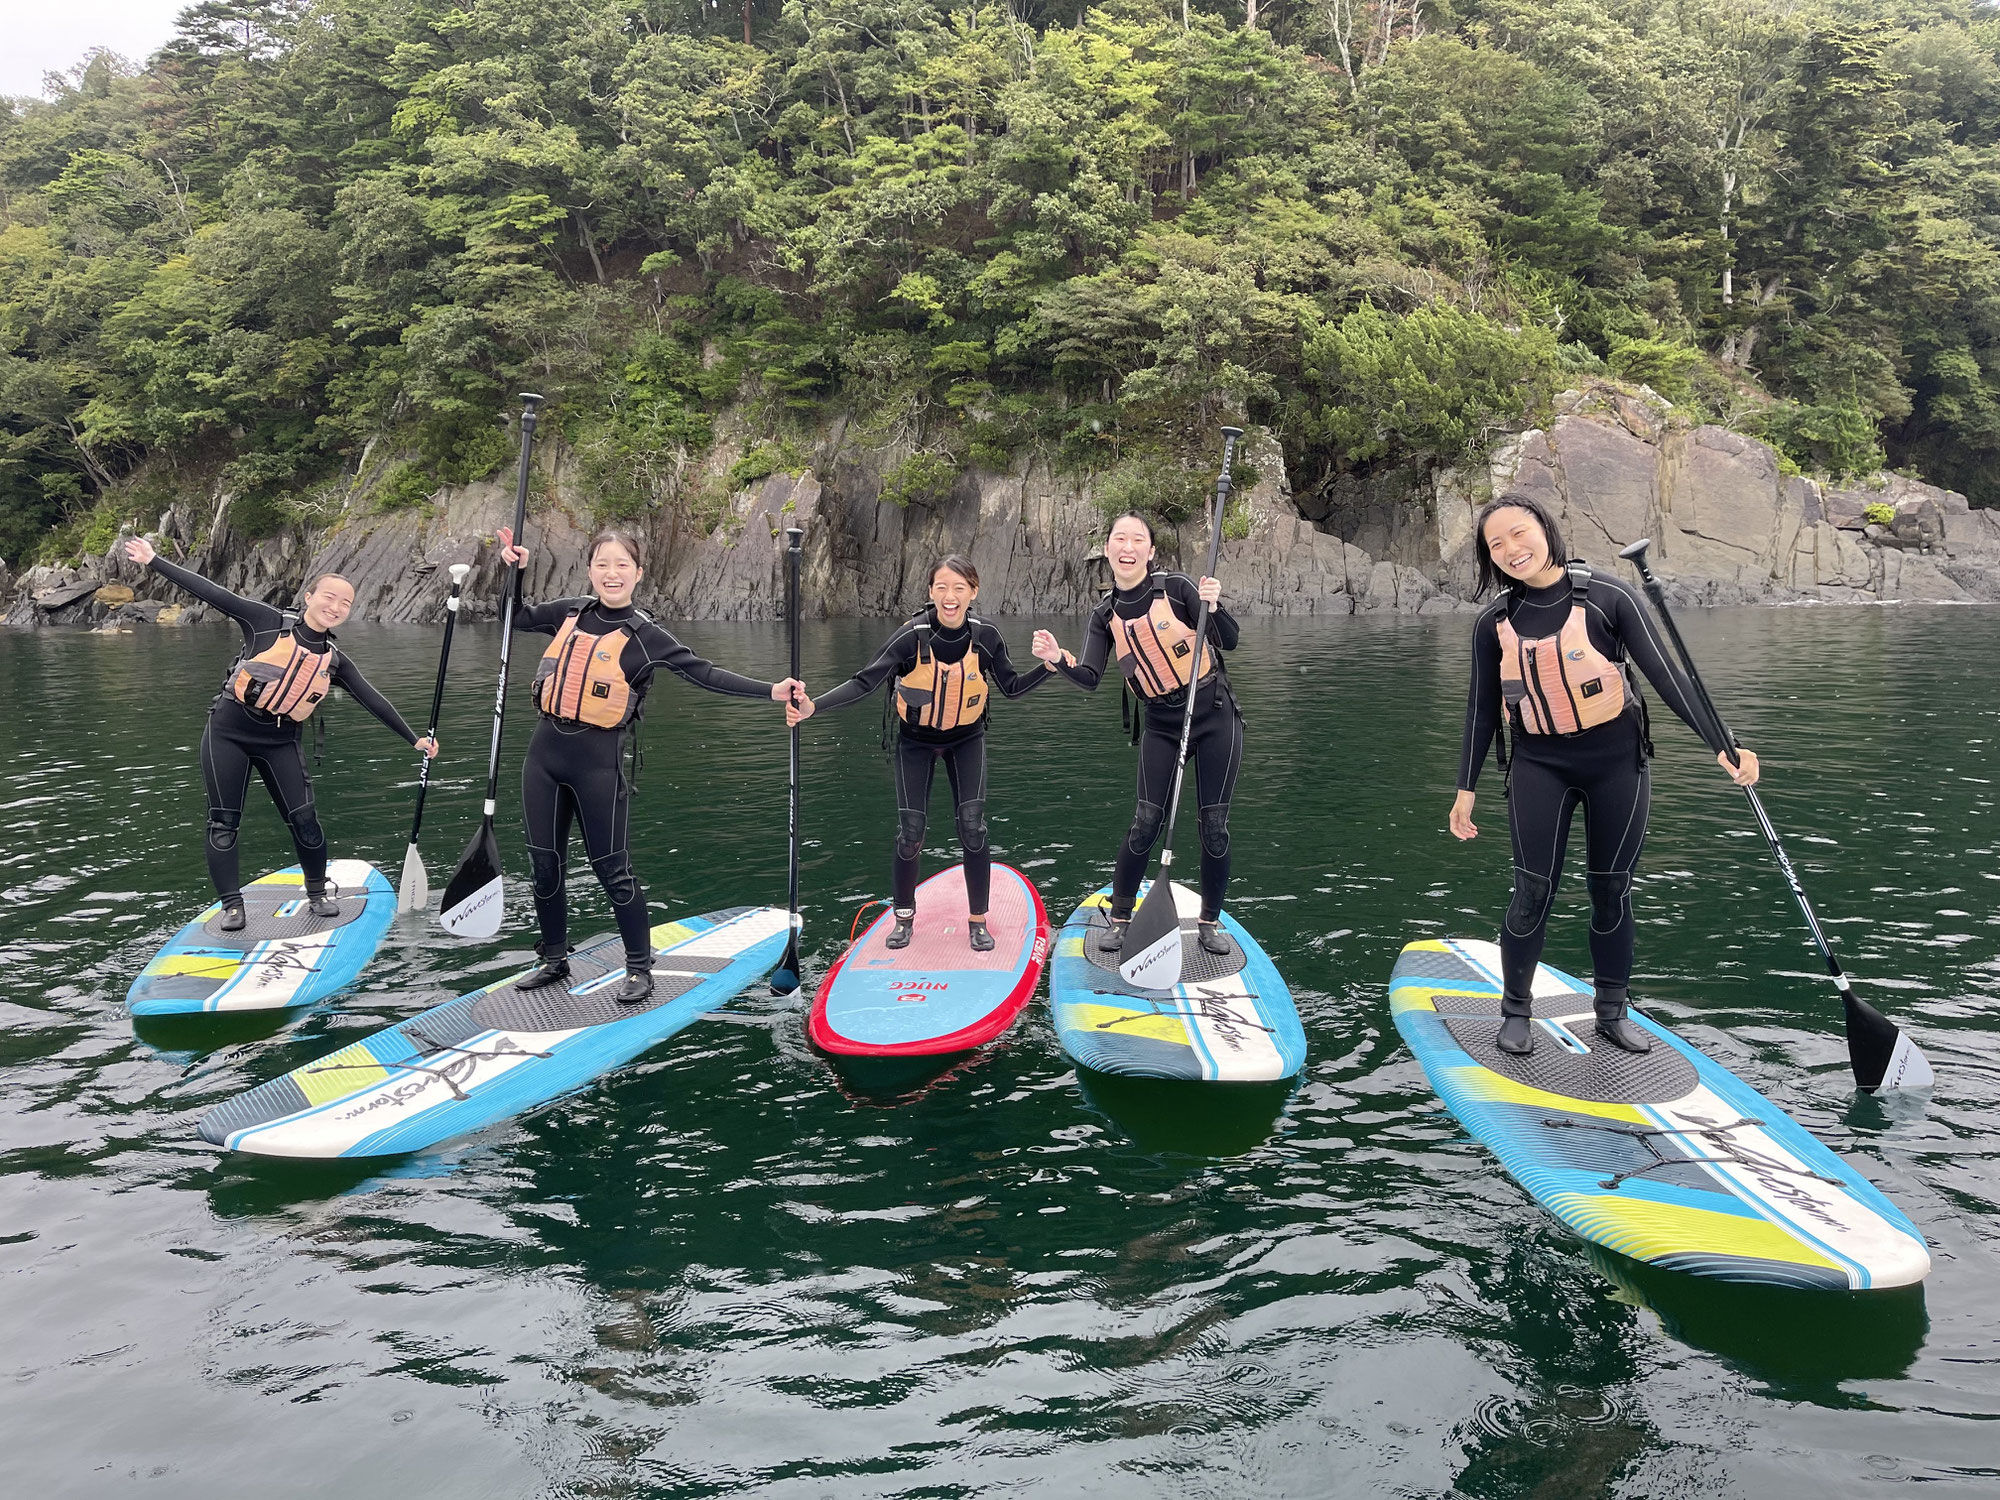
[1,605,1997,1496]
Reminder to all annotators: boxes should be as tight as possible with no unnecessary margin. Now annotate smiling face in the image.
[1104,516,1155,587]
[1482,506,1557,585]
[589,539,643,607]
[929,564,977,625]
[300,577,355,632]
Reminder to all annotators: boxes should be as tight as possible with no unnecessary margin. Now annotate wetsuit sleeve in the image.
[332,657,420,745]
[1057,604,1113,691]
[812,627,916,714]
[1457,605,1504,792]
[980,626,1052,698]
[513,597,590,635]
[1166,572,1239,653]
[1595,580,1729,754]
[147,556,281,639]
[632,621,773,699]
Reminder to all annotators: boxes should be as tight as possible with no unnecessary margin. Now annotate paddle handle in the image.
[407,561,472,844]
[480,394,543,815]
[1155,426,1243,860]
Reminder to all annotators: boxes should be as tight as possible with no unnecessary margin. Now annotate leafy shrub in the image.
[1607,338,1704,405]
[1863,501,1897,525]
[880,451,960,509]
[1094,452,1210,526]
[728,440,804,492]
[1753,402,1886,481]
[371,462,437,513]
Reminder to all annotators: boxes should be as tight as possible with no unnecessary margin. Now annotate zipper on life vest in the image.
[1522,642,1563,735]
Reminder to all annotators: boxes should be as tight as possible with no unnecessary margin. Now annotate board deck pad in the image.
[1049,882,1306,1082]
[1390,937,1931,1290]
[808,864,1049,1056]
[128,859,395,1015]
[199,904,790,1157]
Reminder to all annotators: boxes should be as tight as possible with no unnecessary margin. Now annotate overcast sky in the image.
[5,3,189,100]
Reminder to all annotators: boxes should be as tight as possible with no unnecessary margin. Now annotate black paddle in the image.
[1120,425,1243,989]
[770,524,806,994]
[397,560,473,913]
[1618,538,1934,1093]
[440,392,544,939]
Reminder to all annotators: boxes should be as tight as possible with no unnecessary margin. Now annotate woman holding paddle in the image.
[787,555,1052,953]
[1031,511,1242,961]
[121,537,439,925]
[1449,496,1759,1057]
[494,525,802,1004]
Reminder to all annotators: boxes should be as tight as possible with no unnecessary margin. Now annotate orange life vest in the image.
[896,620,986,732]
[1496,563,1629,737]
[1109,585,1216,702]
[230,618,335,721]
[533,612,638,729]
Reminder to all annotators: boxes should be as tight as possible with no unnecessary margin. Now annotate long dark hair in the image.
[1472,494,1568,598]
[588,529,645,567]
[929,553,978,589]
[1106,510,1155,545]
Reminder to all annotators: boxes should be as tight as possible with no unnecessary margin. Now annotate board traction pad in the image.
[1080,907,1248,992]
[198,883,368,947]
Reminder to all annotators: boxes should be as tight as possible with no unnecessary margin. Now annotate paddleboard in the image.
[198,904,790,1157]
[808,863,1048,1056]
[128,860,395,1016]
[1050,882,1305,1081]
[1390,938,1931,1290]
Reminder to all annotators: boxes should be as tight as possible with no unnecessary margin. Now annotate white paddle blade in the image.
[438,874,503,938]
[1119,880,1184,989]
[1876,1030,1936,1092]
[397,842,427,914]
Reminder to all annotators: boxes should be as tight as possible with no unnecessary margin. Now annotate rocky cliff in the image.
[8,382,1998,629]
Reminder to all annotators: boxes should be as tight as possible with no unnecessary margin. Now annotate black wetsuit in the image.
[147,556,418,904]
[1458,569,1726,1005]
[811,610,1051,915]
[1057,573,1242,922]
[514,598,774,970]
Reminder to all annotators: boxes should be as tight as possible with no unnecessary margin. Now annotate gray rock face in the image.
[12,381,1999,629]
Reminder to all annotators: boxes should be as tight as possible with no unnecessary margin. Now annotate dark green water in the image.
[3,605,1997,1498]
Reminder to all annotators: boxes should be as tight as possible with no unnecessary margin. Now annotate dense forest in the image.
[2,0,1997,567]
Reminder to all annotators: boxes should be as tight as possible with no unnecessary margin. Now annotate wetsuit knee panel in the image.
[204,812,241,853]
[1125,801,1165,856]
[895,810,927,862]
[953,799,988,854]
[528,846,568,902]
[289,812,326,851]
[1198,806,1231,860]
[1506,870,1555,936]
[1586,870,1632,933]
[588,850,642,908]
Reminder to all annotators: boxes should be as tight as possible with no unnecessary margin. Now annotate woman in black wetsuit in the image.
[787,556,1051,952]
[1450,496,1761,1056]
[1030,512,1241,958]
[122,536,438,926]
[495,525,800,1003]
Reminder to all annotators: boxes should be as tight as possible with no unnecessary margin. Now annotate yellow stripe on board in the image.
[1057,934,1086,959]
[295,1043,389,1106]
[249,870,307,887]
[141,953,243,981]
[1547,1190,1841,1272]
[650,920,697,950]
[1068,1003,1190,1048]
[1446,1065,1652,1125]
[1392,984,1508,1015]
[1402,940,1452,954]
[1080,891,1113,911]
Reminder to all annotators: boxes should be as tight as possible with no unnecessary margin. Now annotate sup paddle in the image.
[397,561,473,913]
[1120,425,1243,990]
[439,393,544,939]
[770,524,806,994]
[1618,537,1935,1093]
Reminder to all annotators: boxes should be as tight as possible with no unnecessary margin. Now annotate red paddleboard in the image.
[808,864,1049,1057]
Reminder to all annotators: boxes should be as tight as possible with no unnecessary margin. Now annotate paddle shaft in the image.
[406,565,470,845]
[1152,427,1241,878]
[479,395,543,821]
[781,526,804,978]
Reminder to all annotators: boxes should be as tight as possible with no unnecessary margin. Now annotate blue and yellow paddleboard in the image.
[198,905,790,1157]
[1390,938,1930,1290]
[1050,882,1305,1081]
[128,860,395,1016]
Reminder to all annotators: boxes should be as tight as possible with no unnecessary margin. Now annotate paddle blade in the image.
[397,842,428,914]
[1119,878,1184,989]
[438,822,505,938]
[769,915,804,995]
[1846,989,1935,1093]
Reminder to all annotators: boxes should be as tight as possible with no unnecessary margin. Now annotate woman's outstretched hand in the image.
[1031,629,1063,665]
[124,536,156,567]
[1449,789,1478,841]
[785,690,816,728]
[416,736,440,759]
[1197,575,1222,608]
[496,526,529,568]
[1719,746,1761,786]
